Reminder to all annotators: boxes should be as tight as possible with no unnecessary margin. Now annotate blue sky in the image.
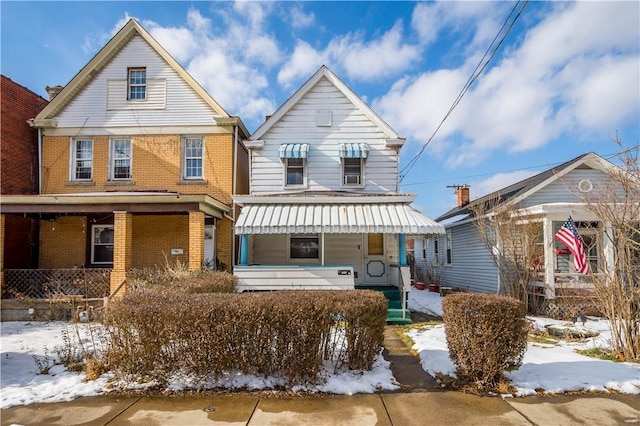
[2,1,638,218]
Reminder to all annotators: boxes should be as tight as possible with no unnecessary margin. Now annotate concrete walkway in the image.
[2,326,639,425]
[2,392,638,425]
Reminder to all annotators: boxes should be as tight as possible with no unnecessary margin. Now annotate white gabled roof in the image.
[250,65,404,144]
[32,19,231,126]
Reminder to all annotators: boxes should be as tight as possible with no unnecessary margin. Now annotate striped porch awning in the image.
[235,202,444,236]
[279,143,309,159]
[339,143,369,159]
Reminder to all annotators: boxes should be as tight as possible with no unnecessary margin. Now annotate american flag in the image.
[554,216,589,275]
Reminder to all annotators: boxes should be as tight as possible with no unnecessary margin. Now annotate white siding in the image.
[251,77,398,194]
[523,168,611,207]
[54,36,218,129]
[423,223,498,293]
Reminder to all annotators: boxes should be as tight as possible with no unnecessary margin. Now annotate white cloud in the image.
[277,40,326,88]
[278,21,421,88]
[375,1,640,170]
[290,6,315,29]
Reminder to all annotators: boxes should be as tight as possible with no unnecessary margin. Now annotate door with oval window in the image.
[364,233,387,285]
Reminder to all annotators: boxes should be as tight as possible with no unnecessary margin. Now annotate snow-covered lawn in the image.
[407,289,640,396]
[2,290,639,408]
[0,320,398,409]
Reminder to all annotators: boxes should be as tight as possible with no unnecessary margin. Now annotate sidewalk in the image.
[2,327,639,425]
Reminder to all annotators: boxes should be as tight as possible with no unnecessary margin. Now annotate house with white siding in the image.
[233,66,444,321]
[1,19,249,299]
[415,152,638,307]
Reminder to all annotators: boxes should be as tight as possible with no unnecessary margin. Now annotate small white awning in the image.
[339,143,369,159]
[279,143,309,159]
[235,202,445,235]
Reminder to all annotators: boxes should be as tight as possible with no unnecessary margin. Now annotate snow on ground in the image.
[407,288,640,396]
[2,289,639,408]
[1,320,398,409]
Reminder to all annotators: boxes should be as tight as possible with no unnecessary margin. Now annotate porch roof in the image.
[234,202,445,236]
[0,193,230,218]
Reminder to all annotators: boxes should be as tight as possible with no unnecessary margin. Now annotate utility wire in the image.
[400,144,639,188]
[400,0,529,182]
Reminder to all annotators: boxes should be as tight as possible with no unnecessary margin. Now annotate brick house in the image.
[0,75,48,279]
[1,19,249,298]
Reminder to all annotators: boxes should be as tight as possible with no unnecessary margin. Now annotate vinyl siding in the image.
[523,168,611,207]
[54,36,219,129]
[422,223,498,293]
[251,77,398,194]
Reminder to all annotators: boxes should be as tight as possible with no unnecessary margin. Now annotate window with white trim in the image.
[182,136,204,179]
[422,239,427,260]
[285,158,305,187]
[110,138,132,180]
[445,230,452,265]
[128,68,146,100]
[91,225,114,264]
[342,157,363,186]
[71,138,93,181]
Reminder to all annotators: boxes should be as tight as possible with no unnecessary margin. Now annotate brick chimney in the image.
[45,85,64,100]
[447,184,470,207]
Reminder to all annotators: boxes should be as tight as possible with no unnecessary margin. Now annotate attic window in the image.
[316,111,332,127]
[128,68,146,100]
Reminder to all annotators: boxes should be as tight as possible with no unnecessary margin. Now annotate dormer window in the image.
[128,68,146,100]
[339,143,368,187]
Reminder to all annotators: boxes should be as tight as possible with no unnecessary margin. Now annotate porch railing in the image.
[3,269,111,299]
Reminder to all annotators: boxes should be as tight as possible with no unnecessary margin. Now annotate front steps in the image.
[359,286,412,325]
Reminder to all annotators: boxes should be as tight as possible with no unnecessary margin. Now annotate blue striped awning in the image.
[339,143,369,159]
[279,143,309,159]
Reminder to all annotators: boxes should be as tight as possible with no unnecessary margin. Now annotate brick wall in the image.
[1,75,48,195]
[131,215,189,268]
[39,216,86,268]
[41,134,235,204]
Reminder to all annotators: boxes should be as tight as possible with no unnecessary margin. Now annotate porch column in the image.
[188,211,205,271]
[399,233,407,266]
[542,217,555,299]
[110,211,133,297]
[603,221,615,280]
[239,234,248,265]
[0,214,5,297]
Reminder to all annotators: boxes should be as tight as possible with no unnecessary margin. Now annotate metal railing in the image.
[3,269,110,299]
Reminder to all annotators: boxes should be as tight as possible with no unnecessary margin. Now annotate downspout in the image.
[231,123,238,268]
[37,128,43,194]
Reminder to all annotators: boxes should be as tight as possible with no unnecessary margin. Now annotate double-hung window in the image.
[128,68,146,100]
[92,225,114,264]
[71,138,93,181]
[286,158,305,186]
[182,136,204,179]
[110,138,132,180]
[445,230,452,265]
[343,158,363,186]
[339,143,367,187]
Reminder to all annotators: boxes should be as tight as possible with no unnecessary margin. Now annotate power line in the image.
[399,0,529,182]
[400,145,639,188]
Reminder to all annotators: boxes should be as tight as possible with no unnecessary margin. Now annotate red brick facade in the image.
[1,75,48,195]
[1,75,48,269]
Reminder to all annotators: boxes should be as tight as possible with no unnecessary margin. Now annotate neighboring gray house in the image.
[416,152,634,301]
[233,66,444,321]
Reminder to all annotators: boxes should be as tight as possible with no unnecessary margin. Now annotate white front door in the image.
[204,224,215,268]
[364,233,388,286]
